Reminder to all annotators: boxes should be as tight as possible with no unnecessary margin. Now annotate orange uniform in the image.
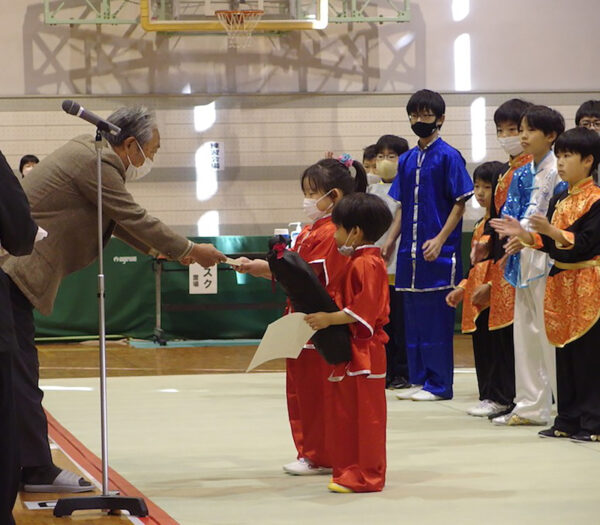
[458,218,491,333]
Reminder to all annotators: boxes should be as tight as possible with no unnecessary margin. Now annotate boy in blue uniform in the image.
[383,89,474,401]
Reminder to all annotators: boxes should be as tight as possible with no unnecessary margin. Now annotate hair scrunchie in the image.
[337,153,353,168]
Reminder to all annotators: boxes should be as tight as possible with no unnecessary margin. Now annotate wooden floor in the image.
[14,336,475,524]
[37,336,475,380]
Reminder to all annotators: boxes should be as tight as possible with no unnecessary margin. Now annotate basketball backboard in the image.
[140,0,328,32]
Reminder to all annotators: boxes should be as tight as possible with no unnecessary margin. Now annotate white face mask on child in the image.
[303,191,333,222]
[497,136,523,157]
[337,230,357,257]
[366,172,381,185]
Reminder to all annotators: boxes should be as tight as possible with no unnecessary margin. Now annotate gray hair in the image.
[103,105,157,147]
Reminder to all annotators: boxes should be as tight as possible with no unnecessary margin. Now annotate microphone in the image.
[61,100,121,136]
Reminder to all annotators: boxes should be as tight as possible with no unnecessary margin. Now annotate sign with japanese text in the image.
[189,263,218,294]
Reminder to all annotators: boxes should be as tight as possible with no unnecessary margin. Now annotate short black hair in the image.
[332,193,392,243]
[520,105,565,143]
[554,127,600,173]
[363,144,377,161]
[375,135,409,156]
[493,99,533,127]
[406,89,445,119]
[473,161,505,186]
[575,100,600,126]
[19,154,39,174]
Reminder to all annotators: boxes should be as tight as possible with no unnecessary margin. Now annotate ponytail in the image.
[351,160,367,193]
[301,154,367,197]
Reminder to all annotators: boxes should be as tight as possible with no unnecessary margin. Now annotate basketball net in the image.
[215,10,264,48]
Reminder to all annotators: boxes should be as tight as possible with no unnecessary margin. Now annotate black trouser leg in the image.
[385,287,408,381]
[0,272,21,524]
[471,309,493,401]
[555,318,600,434]
[488,324,515,406]
[9,279,53,469]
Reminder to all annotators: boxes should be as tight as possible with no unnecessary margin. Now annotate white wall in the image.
[3,1,599,95]
[3,92,596,236]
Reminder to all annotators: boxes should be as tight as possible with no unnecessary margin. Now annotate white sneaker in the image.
[395,386,423,400]
[282,458,332,476]
[468,400,510,417]
[411,389,444,401]
[492,413,546,426]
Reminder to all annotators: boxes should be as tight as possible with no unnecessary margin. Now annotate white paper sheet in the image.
[224,257,241,267]
[24,500,56,510]
[246,312,315,372]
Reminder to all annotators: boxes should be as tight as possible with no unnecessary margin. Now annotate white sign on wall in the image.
[189,263,218,294]
[209,142,223,170]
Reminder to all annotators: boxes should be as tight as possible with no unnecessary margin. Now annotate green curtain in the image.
[34,234,472,340]
[34,236,286,340]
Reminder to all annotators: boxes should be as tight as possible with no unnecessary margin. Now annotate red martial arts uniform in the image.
[328,245,389,492]
[286,215,349,468]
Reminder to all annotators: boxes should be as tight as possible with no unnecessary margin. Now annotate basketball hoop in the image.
[215,9,264,48]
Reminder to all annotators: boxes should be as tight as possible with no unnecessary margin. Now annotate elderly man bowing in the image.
[0,105,226,493]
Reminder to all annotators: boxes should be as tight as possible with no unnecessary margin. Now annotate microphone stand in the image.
[54,129,148,518]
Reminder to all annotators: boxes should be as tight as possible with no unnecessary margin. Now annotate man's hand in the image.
[445,288,464,308]
[304,312,333,331]
[422,236,443,261]
[186,243,227,268]
[472,283,491,307]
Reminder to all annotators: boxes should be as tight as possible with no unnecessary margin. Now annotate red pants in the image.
[330,374,387,492]
[286,349,333,467]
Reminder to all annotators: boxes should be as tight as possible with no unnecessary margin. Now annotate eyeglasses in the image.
[579,120,600,130]
[376,154,398,161]
[409,113,437,122]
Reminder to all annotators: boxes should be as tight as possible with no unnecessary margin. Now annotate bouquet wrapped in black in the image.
[266,236,351,365]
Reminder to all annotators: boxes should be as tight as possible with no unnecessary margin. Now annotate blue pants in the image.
[403,290,454,399]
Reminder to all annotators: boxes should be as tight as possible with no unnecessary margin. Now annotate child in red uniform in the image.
[238,157,367,475]
[305,192,392,493]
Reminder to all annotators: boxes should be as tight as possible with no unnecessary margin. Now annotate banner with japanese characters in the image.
[189,263,218,294]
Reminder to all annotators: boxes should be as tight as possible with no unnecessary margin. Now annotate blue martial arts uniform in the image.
[388,137,473,398]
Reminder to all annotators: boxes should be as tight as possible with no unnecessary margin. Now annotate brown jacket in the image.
[1,134,191,315]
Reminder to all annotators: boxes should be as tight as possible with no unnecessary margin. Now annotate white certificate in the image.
[246,312,315,372]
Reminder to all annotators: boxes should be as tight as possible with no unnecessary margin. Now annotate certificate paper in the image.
[246,313,315,372]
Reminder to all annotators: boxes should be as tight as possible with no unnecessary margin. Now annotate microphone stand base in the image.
[53,495,148,517]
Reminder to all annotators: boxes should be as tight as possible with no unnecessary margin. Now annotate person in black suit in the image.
[0,150,38,525]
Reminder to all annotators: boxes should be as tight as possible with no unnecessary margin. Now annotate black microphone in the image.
[61,100,121,136]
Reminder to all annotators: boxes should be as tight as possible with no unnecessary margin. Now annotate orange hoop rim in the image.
[215,9,265,15]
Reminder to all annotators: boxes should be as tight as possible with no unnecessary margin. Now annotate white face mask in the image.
[366,172,381,185]
[337,230,356,257]
[125,140,153,181]
[22,165,34,176]
[376,159,397,182]
[497,135,523,157]
[303,190,333,222]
